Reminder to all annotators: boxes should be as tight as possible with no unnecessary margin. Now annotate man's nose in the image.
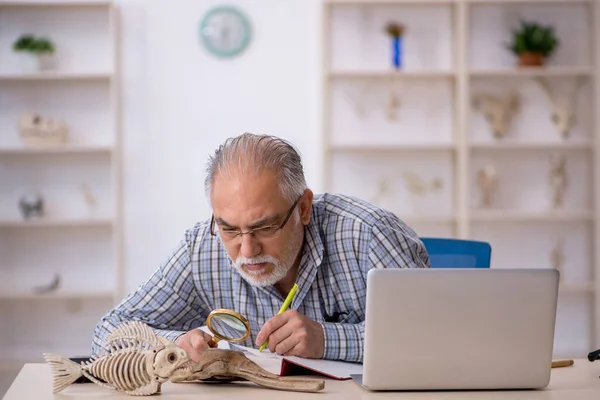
[240,233,261,258]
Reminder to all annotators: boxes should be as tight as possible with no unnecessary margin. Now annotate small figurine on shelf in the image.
[385,80,402,122]
[12,34,56,72]
[472,92,520,139]
[550,238,565,277]
[534,77,585,140]
[549,153,567,210]
[384,22,405,69]
[370,177,391,206]
[506,20,559,67]
[402,171,443,197]
[18,112,69,146]
[33,273,61,294]
[477,165,498,208]
[19,192,44,220]
[80,184,98,215]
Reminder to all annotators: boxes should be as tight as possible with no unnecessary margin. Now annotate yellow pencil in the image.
[259,283,299,352]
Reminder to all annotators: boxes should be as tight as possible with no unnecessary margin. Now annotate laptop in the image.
[352,268,559,391]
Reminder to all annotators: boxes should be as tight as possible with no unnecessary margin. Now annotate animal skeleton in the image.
[534,77,585,139]
[170,348,325,393]
[472,92,520,139]
[44,321,193,396]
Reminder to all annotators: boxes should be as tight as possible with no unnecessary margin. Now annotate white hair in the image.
[205,133,307,204]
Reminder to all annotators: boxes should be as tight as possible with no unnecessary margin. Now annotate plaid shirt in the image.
[92,193,430,362]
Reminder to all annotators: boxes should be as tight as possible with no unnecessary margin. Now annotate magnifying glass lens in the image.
[209,313,248,341]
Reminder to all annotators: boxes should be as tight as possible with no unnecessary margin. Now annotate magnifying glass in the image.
[205,308,251,347]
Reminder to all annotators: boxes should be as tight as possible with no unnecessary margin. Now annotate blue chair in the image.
[420,238,491,268]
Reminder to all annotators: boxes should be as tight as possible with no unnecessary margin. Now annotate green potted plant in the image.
[506,20,559,67]
[12,34,56,72]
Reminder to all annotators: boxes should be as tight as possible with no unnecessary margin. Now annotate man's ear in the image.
[299,189,313,225]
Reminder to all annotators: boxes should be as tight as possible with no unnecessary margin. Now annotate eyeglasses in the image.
[210,196,302,242]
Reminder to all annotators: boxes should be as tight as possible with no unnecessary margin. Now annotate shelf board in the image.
[470,210,594,222]
[0,289,114,300]
[0,72,112,81]
[0,145,113,155]
[0,218,113,228]
[469,141,593,151]
[0,1,111,7]
[330,143,455,152]
[469,67,593,78]
[329,70,455,79]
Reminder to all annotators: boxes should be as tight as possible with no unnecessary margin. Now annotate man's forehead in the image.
[211,170,287,211]
[213,169,279,197]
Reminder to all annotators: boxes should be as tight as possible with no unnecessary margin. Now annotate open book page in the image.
[229,344,286,375]
[230,343,363,379]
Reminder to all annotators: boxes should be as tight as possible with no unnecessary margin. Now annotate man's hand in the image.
[175,329,217,362]
[255,310,324,358]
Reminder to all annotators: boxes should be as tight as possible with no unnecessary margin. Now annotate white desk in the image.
[4,359,600,399]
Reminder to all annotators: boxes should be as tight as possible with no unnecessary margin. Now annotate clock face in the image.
[199,6,252,58]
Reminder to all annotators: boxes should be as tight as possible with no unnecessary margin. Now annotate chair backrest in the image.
[420,238,491,268]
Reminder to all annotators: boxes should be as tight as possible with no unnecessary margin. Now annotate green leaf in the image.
[506,20,558,57]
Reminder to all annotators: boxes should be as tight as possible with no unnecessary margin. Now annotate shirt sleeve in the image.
[91,231,210,355]
[369,216,430,269]
[321,321,365,363]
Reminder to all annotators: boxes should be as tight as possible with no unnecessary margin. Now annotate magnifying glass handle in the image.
[207,337,219,348]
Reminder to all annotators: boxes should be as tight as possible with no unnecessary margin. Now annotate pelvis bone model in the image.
[472,92,520,139]
[18,112,69,145]
[44,321,325,396]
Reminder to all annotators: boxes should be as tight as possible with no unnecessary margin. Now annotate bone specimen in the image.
[44,321,193,395]
[19,192,44,219]
[477,165,498,207]
[33,273,60,294]
[534,77,585,139]
[18,112,69,145]
[548,153,567,210]
[472,92,520,139]
[171,348,325,393]
[402,171,443,196]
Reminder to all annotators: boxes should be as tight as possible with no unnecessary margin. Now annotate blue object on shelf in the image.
[392,36,403,69]
[421,238,491,269]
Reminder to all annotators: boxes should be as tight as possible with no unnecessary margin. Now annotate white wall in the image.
[117,0,322,293]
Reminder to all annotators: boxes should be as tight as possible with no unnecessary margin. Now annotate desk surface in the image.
[4,360,600,399]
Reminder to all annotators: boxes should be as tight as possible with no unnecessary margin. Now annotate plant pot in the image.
[518,52,544,67]
[17,53,55,72]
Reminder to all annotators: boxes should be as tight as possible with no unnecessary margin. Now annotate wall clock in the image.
[199,6,252,58]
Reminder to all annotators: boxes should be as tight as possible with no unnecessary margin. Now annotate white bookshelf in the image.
[0,1,121,372]
[323,0,599,358]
